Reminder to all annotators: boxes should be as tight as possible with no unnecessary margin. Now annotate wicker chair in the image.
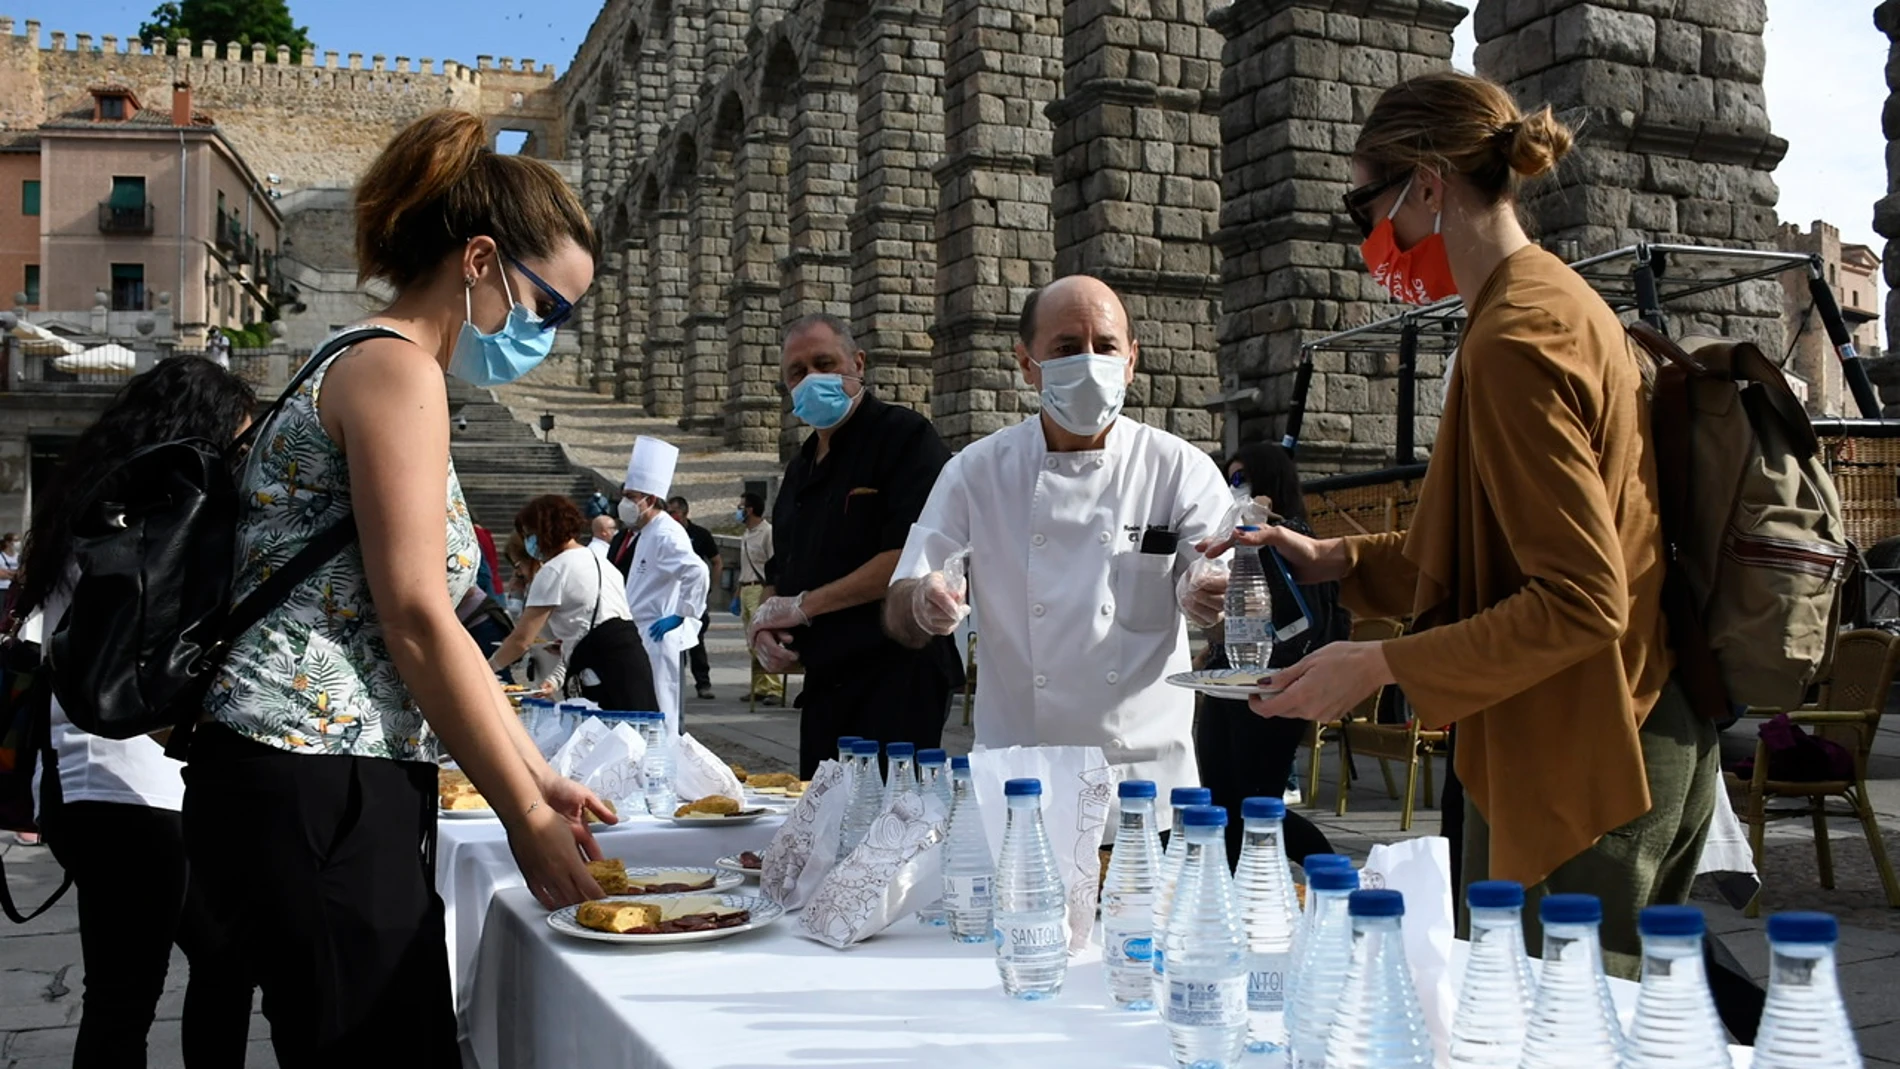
[1725,628,1900,917]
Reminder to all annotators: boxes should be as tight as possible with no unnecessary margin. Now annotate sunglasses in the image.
[1342,170,1413,239]
[506,254,579,332]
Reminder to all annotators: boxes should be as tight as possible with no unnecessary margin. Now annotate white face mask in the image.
[618,497,650,529]
[1035,352,1128,437]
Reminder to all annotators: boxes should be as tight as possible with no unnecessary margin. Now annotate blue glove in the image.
[728,594,743,617]
[648,614,685,641]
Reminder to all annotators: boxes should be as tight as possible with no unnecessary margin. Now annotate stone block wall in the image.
[1876,0,1900,354]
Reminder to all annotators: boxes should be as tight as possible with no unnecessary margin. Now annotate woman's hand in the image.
[506,804,605,909]
[1248,641,1394,724]
[536,771,617,839]
[1196,525,1349,585]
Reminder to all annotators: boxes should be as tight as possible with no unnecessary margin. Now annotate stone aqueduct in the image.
[558,0,1799,469]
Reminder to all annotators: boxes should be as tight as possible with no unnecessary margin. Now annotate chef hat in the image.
[623,436,679,498]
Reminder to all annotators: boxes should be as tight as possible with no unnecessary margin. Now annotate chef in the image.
[618,435,710,733]
[885,274,1234,802]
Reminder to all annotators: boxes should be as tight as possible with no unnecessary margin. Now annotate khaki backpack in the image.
[1630,323,1850,719]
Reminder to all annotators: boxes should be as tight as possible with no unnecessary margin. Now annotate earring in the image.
[464,275,476,288]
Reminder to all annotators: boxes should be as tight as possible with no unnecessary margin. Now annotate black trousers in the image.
[688,611,712,688]
[43,801,253,1069]
[1194,697,1334,871]
[797,654,954,779]
[183,724,459,1068]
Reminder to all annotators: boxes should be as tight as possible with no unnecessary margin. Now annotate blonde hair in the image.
[1353,71,1574,203]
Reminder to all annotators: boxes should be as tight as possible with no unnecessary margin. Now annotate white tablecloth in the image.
[438,812,784,1028]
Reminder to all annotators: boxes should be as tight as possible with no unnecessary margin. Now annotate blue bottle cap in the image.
[837,735,862,749]
[887,742,916,758]
[851,740,881,756]
[917,748,948,765]
[1302,853,1352,871]
[1466,880,1525,910]
[1540,894,1602,926]
[1309,866,1359,892]
[1768,911,1838,945]
[1349,889,1404,918]
[1118,779,1157,799]
[950,755,970,771]
[1242,797,1286,820]
[1004,778,1042,797]
[1169,787,1213,806]
[1182,804,1227,828]
[1639,905,1705,938]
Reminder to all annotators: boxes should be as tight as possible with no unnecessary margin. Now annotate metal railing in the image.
[96,201,154,234]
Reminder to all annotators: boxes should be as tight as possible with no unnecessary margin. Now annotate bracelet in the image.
[525,802,542,817]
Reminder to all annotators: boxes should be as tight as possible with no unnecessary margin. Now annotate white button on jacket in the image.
[894,415,1233,804]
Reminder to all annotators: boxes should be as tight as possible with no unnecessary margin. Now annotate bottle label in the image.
[1165,975,1247,1028]
[994,917,1067,963]
[1247,953,1289,1012]
[1225,615,1272,646]
[943,874,992,913]
[1104,929,1153,968]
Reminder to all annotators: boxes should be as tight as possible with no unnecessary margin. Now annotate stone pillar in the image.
[851,0,946,416]
[1210,0,1461,472]
[593,254,622,396]
[617,236,651,406]
[683,155,735,432]
[725,111,793,452]
[1875,1,1900,354]
[931,0,1062,446]
[635,33,670,158]
[781,59,857,326]
[665,2,706,127]
[1049,0,1222,449]
[609,83,639,202]
[642,188,690,417]
[1474,0,1786,351]
[705,0,746,83]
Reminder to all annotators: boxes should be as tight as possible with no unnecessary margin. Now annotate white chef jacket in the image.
[892,415,1233,803]
[623,511,709,732]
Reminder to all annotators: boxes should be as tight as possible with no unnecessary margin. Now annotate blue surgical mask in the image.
[524,534,542,560]
[734,508,747,524]
[448,267,555,387]
[791,373,857,430]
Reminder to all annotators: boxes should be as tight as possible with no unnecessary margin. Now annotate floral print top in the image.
[205,338,477,760]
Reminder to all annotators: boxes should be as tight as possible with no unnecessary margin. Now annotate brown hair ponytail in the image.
[1353,71,1574,204]
[354,110,596,289]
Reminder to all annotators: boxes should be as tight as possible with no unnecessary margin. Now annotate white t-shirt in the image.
[525,545,632,660]
[588,537,611,558]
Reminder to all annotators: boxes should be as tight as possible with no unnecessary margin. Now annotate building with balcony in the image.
[1778,220,1884,418]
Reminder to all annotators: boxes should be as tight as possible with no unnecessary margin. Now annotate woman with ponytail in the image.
[185,111,609,1064]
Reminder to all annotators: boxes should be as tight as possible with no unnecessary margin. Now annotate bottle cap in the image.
[917,748,947,765]
[1182,804,1227,828]
[1768,912,1838,945]
[1242,797,1286,820]
[837,735,862,750]
[1004,778,1042,797]
[1466,880,1525,910]
[1540,894,1602,926]
[887,742,916,758]
[1639,905,1705,938]
[1309,866,1359,892]
[1349,889,1404,918]
[950,755,970,771]
[1118,779,1157,799]
[1169,787,1212,806]
[851,740,881,756]
[1302,853,1351,871]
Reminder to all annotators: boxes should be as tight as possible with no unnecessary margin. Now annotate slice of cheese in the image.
[624,869,716,892]
[657,895,746,921]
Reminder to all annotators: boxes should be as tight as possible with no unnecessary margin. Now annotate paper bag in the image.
[1360,836,1455,1066]
[759,760,851,910]
[549,716,610,780]
[967,745,1115,952]
[798,790,948,948]
[572,722,646,814]
[672,732,744,803]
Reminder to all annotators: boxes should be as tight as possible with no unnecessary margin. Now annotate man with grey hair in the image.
[746,313,963,776]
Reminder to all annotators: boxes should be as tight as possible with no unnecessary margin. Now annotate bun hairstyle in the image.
[354,110,596,289]
[1353,71,1574,204]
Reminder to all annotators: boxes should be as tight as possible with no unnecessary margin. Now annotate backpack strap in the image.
[1,670,72,924]
[230,324,408,456]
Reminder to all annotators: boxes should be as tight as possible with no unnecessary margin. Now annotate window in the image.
[21,180,38,216]
[23,264,38,305]
[109,263,144,311]
[109,176,146,209]
[98,95,125,120]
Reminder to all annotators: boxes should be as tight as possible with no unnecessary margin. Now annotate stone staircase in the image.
[444,377,619,534]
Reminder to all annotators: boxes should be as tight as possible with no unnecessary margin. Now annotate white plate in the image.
[614,866,744,895]
[1165,668,1284,701]
[439,806,499,820]
[546,893,784,945]
[665,808,773,827]
[713,854,765,879]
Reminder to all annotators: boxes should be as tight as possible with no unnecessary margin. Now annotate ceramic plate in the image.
[438,806,499,820]
[713,854,765,879]
[546,893,784,945]
[1165,668,1284,701]
[666,808,773,827]
[613,866,744,895]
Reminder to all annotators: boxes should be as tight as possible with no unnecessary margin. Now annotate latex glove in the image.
[750,593,810,634]
[911,571,968,636]
[647,614,685,642]
[1178,555,1229,629]
[753,628,800,673]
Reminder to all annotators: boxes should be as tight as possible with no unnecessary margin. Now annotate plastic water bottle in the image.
[942,755,995,944]
[883,741,919,809]
[836,735,862,765]
[1285,853,1354,1030]
[640,713,676,816]
[1286,863,1359,1068]
[1153,786,1214,1007]
[1447,880,1536,1069]
[1161,805,1248,1067]
[914,749,952,927]
[1223,479,1274,673]
[1623,906,1732,1069]
[1101,780,1163,1010]
[1324,889,1433,1068]
[837,739,885,860]
[992,778,1067,999]
[1235,797,1299,1056]
[1754,912,1863,1069]
[1520,894,1624,1068]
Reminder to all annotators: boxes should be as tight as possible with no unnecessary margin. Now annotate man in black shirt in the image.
[666,495,722,700]
[749,314,963,776]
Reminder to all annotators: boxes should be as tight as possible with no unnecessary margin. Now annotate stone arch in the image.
[669,132,700,192]
[757,31,800,115]
[621,23,643,67]
[710,90,745,156]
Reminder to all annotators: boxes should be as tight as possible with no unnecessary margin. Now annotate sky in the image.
[10,0,1889,253]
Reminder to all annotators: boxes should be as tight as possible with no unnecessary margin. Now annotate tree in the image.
[140,0,313,61]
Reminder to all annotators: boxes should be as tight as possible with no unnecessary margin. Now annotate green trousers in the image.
[1460,678,1718,980]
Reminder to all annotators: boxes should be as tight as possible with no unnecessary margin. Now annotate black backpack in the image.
[46,326,401,755]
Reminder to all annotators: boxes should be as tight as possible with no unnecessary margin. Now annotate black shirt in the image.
[769,392,957,676]
[682,520,718,564]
